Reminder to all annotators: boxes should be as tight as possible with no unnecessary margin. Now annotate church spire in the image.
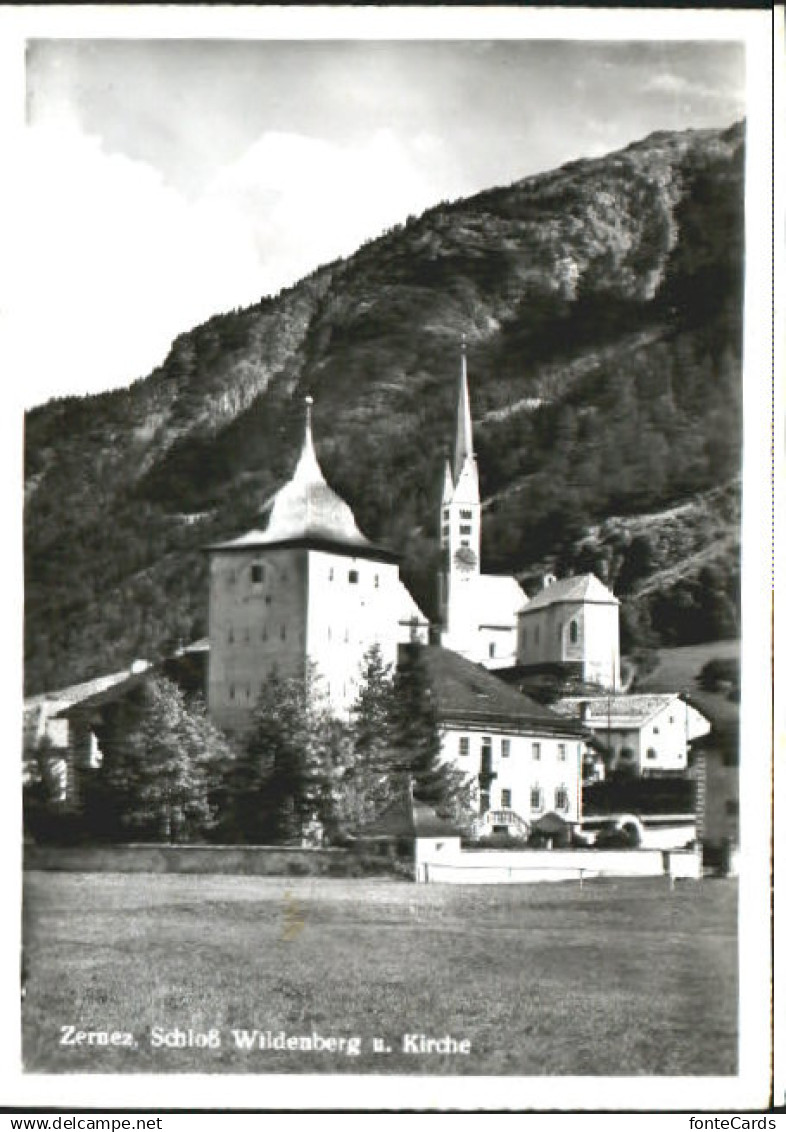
[293,394,321,484]
[454,335,474,481]
[441,451,454,505]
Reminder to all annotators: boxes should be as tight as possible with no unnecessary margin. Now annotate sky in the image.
[15,33,746,407]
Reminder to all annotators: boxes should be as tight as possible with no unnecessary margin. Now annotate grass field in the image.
[22,872,737,1076]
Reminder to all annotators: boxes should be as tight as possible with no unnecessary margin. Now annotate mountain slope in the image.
[24,121,745,694]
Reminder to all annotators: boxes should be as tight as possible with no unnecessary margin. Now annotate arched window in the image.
[569,619,579,644]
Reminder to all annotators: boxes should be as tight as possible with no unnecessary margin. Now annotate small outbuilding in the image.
[355,788,462,881]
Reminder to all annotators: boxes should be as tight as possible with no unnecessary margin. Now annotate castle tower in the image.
[207,398,401,730]
[439,340,482,652]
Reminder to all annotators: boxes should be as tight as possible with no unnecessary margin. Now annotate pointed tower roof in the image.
[441,454,454,506]
[454,335,474,482]
[208,398,398,562]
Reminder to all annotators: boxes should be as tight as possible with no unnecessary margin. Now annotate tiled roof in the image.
[24,668,139,712]
[208,404,397,562]
[419,646,585,736]
[520,573,618,613]
[552,693,679,729]
[358,792,461,839]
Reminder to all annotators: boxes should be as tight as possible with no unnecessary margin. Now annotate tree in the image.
[338,645,399,830]
[92,675,234,843]
[227,666,346,844]
[390,643,475,826]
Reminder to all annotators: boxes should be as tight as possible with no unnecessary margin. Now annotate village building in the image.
[438,343,527,669]
[551,692,711,777]
[23,343,712,846]
[515,573,621,692]
[23,662,151,804]
[420,645,587,837]
[205,397,427,729]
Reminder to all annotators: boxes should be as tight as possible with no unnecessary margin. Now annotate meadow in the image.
[22,872,737,1076]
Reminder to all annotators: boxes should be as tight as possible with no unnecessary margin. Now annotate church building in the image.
[439,343,527,668]
[516,573,621,691]
[206,398,427,730]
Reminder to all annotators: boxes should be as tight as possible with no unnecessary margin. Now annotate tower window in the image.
[348,569,359,584]
[228,628,234,644]
[532,742,541,762]
[229,684,235,700]
[460,539,469,548]
[489,642,496,659]
[262,626,268,641]
[501,789,512,808]
[443,509,450,521]
[555,786,569,812]
[459,736,470,757]
[501,739,510,758]
[530,786,543,812]
[329,567,334,581]
[251,563,264,584]
[280,625,286,640]
[460,525,472,536]
[558,743,566,762]
[460,510,472,520]
[570,620,578,644]
[374,574,379,589]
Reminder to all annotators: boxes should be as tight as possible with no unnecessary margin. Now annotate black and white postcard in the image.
[1,4,778,1116]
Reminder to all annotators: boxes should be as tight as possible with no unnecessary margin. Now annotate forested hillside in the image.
[24,121,744,694]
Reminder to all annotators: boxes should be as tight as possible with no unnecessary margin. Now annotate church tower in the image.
[207,398,401,730]
[439,340,482,653]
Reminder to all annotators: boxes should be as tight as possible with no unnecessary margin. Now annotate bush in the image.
[698,657,740,693]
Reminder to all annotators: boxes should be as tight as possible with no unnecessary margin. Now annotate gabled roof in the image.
[520,573,618,613]
[208,400,398,562]
[357,792,461,839]
[419,646,585,737]
[552,692,710,733]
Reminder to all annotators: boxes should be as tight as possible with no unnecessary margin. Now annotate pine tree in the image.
[93,675,234,843]
[340,645,398,829]
[229,666,346,844]
[390,643,475,825]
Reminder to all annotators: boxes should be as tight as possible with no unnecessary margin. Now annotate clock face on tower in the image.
[454,546,477,572]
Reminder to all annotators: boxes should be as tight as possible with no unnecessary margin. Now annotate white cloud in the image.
[11,118,448,407]
[643,72,743,105]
